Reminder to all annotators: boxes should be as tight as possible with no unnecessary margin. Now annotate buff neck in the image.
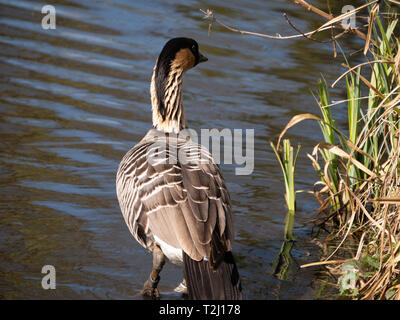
[150,63,187,134]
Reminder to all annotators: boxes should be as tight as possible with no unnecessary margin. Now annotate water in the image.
[0,0,364,299]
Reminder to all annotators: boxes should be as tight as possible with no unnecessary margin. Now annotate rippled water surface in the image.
[0,0,365,299]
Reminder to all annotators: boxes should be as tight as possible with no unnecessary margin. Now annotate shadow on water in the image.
[0,0,367,299]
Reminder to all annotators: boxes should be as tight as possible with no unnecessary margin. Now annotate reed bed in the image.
[282,2,400,300]
[202,0,400,299]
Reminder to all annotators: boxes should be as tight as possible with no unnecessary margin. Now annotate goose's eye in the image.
[191,45,196,51]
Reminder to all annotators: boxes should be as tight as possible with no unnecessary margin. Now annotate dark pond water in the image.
[0,0,365,299]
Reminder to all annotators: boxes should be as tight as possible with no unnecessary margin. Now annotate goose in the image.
[116,37,242,300]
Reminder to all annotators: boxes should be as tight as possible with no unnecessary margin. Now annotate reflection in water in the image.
[272,240,296,281]
[0,0,360,299]
[272,210,296,281]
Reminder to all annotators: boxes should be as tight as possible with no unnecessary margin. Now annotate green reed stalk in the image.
[346,70,362,188]
[270,139,300,213]
[316,80,342,210]
[270,139,300,240]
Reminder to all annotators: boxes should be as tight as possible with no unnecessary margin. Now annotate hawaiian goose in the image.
[116,37,242,300]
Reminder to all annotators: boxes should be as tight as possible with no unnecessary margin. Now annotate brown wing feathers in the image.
[116,132,233,265]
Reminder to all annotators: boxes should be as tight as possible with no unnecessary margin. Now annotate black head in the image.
[157,37,208,70]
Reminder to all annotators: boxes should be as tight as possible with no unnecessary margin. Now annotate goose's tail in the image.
[183,251,242,300]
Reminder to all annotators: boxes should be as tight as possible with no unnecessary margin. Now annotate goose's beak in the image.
[198,52,208,63]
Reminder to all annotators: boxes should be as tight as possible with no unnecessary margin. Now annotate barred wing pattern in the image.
[116,129,233,263]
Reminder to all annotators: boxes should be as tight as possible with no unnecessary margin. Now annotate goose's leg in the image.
[142,245,165,298]
[174,278,188,294]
